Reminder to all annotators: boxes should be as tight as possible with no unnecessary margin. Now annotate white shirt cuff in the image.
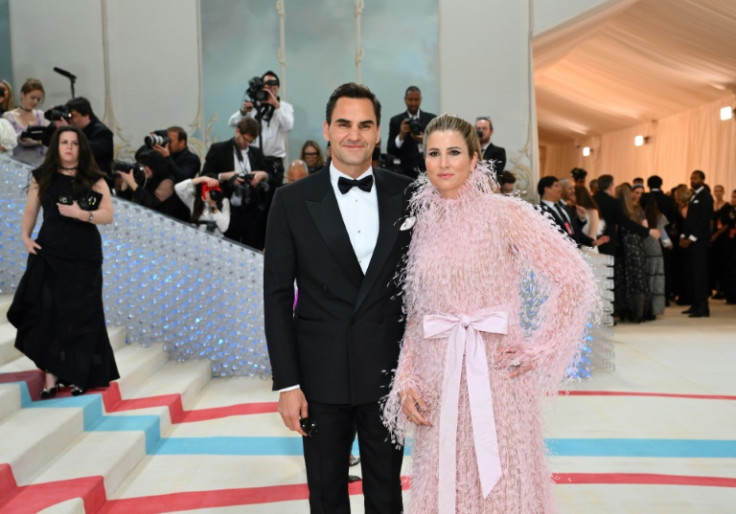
[279,384,300,392]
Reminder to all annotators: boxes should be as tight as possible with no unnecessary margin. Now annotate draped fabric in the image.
[535,0,736,188]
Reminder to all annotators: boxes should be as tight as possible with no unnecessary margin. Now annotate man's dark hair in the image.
[537,175,558,197]
[647,175,663,189]
[66,97,95,119]
[236,117,260,138]
[597,174,614,193]
[405,85,421,96]
[499,171,516,185]
[167,125,187,143]
[262,70,280,86]
[692,169,705,180]
[633,177,644,183]
[325,82,381,125]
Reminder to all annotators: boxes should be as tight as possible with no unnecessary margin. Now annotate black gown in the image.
[7,169,119,388]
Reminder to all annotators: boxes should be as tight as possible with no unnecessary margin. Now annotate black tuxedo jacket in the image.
[387,110,436,178]
[264,166,413,405]
[643,189,677,227]
[84,119,114,175]
[167,147,201,182]
[537,201,593,247]
[201,138,267,183]
[683,187,714,242]
[594,191,649,255]
[482,143,506,177]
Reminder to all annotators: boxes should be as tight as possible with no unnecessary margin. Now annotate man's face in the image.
[545,181,562,202]
[69,109,90,129]
[167,130,186,153]
[561,181,575,202]
[475,120,492,145]
[731,191,736,206]
[690,172,704,190]
[263,74,279,96]
[323,97,379,176]
[404,90,421,115]
[235,129,255,150]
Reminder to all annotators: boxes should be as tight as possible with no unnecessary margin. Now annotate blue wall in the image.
[201,0,438,160]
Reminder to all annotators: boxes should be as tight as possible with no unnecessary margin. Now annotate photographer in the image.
[387,85,436,179]
[116,147,179,217]
[228,70,293,186]
[150,125,201,182]
[202,117,269,250]
[174,175,230,237]
[45,97,114,179]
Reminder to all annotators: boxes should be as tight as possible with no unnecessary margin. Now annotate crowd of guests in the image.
[4,74,734,323]
[535,168,736,322]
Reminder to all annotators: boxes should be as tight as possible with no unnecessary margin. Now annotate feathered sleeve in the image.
[503,197,600,396]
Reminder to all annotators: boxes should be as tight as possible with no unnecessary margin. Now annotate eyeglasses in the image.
[303,152,318,157]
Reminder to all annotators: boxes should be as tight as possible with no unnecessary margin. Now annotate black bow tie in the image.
[338,175,374,194]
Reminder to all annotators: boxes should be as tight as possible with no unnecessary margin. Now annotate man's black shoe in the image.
[688,311,710,318]
[681,308,694,314]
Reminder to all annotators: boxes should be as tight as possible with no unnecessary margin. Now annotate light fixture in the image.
[582,146,591,157]
[634,135,649,147]
[721,106,733,121]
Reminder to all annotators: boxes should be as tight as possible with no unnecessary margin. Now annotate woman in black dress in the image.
[8,126,119,398]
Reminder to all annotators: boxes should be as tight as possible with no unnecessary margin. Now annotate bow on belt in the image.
[422,307,509,514]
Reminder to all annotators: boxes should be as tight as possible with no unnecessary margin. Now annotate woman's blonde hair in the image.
[424,114,482,160]
[0,80,13,111]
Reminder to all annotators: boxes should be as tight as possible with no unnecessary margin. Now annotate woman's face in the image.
[714,185,724,201]
[425,130,478,199]
[58,131,79,168]
[302,145,319,167]
[632,187,643,204]
[20,88,43,110]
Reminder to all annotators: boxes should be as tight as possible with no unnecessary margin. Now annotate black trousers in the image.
[688,240,710,311]
[302,401,404,514]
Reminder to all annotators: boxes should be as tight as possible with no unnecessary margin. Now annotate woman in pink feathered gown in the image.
[383,115,597,513]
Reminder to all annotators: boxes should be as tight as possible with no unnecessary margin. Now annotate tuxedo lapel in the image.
[353,170,404,313]
[305,171,364,287]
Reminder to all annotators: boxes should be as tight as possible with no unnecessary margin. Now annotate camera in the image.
[476,129,484,141]
[144,130,170,148]
[112,160,146,185]
[228,172,270,209]
[44,105,72,122]
[57,190,102,211]
[245,76,269,104]
[409,118,423,136]
[20,125,46,141]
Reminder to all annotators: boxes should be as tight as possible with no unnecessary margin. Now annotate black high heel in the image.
[40,384,60,399]
[70,385,86,396]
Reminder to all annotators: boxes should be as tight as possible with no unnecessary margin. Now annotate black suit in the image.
[83,119,114,176]
[202,139,269,249]
[594,191,649,256]
[538,201,594,247]
[264,166,411,513]
[482,143,506,178]
[683,186,714,312]
[387,110,436,178]
[166,147,201,183]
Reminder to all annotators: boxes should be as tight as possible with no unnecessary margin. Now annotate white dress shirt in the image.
[228,100,294,158]
[329,163,380,274]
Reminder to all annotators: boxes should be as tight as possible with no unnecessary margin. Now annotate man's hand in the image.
[593,235,610,247]
[153,143,170,158]
[399,119,410,140]
[249,171,269,187]
[118,169,138,190]
[649,228,661,240]
[240,101,254,115]
[263,89,280,109]
[278,388,309,436]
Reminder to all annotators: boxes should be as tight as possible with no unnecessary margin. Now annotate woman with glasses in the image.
[299,140,324,174]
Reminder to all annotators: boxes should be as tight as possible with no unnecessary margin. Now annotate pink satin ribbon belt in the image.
[423,307,509,514]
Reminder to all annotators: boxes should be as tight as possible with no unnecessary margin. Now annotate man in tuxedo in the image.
[593,174,660,257]
[475,116,506,178]
[680,170,714,317]
[538,176,607,248]
[202,118,271,249]
[387,85,436,179]
[264,82,412,513]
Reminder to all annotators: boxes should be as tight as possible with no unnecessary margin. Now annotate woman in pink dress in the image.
[383,114,597,513]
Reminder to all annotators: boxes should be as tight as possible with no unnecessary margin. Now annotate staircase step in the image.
[33,430,146,499]
[38,498,86,514]
[0,383,21,421]
[0,406,85,485]
[0,322,21,365]
[113,344,170,398]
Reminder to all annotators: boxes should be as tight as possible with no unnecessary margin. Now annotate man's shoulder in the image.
[87,119,112,137]
[420,111,437,122]
[374,166,413,192]
[207,139,231,153]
